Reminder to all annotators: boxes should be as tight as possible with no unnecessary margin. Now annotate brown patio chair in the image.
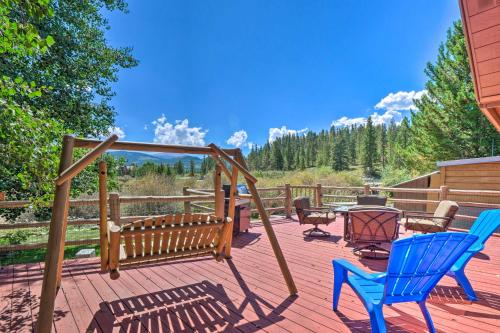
[293,196,335,237]
[348,207,401,259]
[404,200,459,233]
[356,195,387,206]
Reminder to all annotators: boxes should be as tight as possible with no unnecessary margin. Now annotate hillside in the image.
[109,151,202,167]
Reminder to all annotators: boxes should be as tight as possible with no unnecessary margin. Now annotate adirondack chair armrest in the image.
[466,243,484,254]
[333,259,386,282]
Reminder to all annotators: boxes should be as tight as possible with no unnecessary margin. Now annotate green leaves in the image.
[406,21,500,173]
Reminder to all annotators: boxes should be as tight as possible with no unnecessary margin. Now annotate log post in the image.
[363,184,371,195]
[109,192,121,225]
[225,167,238,258]
[214,164,224,220]
[107,221,121,280]
[37,135,75,333]
[98,161,108,272]
[284,184,292,218]
[235,150,297,295]
[316,183,322,207]
[183,187,191,214]
[0,192,4,201]
[439,185,449,201]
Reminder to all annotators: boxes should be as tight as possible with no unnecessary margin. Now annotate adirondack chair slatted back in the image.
[452,209,500,269]
[113,213,230,268]
[469,210,500,245]
[384,233,478,303]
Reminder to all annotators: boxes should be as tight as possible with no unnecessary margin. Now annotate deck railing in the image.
[1,184,499,253]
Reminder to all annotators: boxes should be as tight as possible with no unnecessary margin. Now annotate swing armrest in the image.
[107,221,121,280]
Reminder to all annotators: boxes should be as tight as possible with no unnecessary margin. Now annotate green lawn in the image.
[0,244,101,266]
[0,224,100,266]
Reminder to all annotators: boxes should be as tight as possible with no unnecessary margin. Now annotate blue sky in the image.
[104,0,460,151]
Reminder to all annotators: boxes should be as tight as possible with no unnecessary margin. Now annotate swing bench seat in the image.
[106,213,233,279]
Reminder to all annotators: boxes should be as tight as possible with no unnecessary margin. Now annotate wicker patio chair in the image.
[356,195,387,206]
[348,207,401,259]
[404,200,459,234]
[293,196,335,237]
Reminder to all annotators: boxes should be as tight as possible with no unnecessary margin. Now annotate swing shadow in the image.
[90,272,296,332]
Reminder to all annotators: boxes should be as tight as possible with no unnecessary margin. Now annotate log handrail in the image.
[74,138,240,156]
[119,194,214,204]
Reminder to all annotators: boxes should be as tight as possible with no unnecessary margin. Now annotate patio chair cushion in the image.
[433,200,459,225]
[303,212,331,225]
[404,218,445,233]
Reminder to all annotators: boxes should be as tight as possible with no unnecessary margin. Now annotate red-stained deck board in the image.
[1,216,499,332]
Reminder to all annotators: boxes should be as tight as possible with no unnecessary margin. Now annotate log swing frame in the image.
[36,134,297,333]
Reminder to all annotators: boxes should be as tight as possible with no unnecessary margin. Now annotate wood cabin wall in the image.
[427,161,500,217]
[393,176,431,212]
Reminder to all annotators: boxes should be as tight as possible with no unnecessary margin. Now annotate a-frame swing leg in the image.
[225,166,239,258]
[36,135,75,333]
[235,150,298,295]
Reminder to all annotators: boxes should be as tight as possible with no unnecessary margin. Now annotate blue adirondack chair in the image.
[446,209,500,301]
[333,232,478,333]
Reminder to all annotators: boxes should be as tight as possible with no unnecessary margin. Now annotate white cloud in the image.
[374,90,427,112]
[268,126,308,143]
[332,116,367,127]
[332,89,426,128]
[143,124,148,130]
[247,142,256,149]
[152,114,208,146]
[226,130,248,148]
[107,126,125,139]
[332,110,404,127]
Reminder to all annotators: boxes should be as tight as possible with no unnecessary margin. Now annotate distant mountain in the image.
[108,151,202,167]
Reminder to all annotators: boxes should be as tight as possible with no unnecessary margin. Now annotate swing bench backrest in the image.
[107,213,232,279]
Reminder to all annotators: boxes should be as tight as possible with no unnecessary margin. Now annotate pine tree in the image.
[332,129,348,171]
[362,117,377,175]
[271,142,284,170]
[175,160,184,175]
[379,125,388,169]
[189,160,195,176]
[407,21,500,172]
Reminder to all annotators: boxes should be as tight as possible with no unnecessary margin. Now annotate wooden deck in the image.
[1,216,499,332]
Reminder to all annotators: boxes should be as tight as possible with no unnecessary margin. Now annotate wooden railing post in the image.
[98,161,108,272]
[284,184,292,218]
[439,185,449,201]
[0,192,4,201]
[316,183,322,207]
[109,192,121,225]
[183,187,191,214]
[363,184,371,195]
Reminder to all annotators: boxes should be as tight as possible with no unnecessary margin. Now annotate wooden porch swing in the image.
[36,135,297,333]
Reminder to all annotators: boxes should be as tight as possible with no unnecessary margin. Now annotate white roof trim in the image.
[437,156,500,167]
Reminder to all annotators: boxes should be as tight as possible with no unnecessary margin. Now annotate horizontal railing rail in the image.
[1,183,499,253]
